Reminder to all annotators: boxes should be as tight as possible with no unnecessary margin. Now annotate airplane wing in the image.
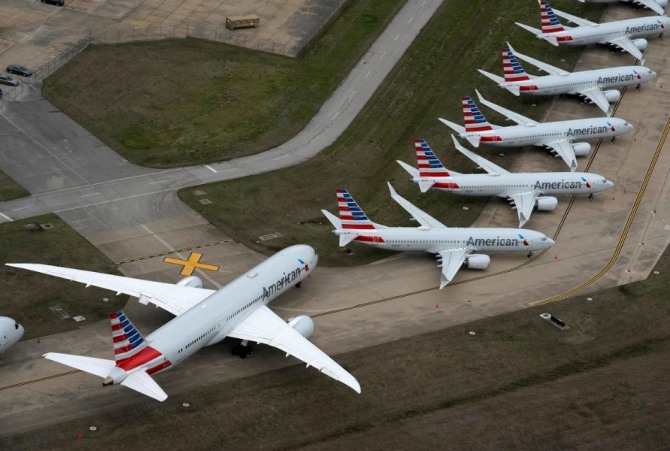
[602,36,644,63]
[475,90,537,127]
[507,42,568,76]
[541,139,578,171]
[552,7,596,27]
[436,248,469,289]
[508,191,540,227]
[386,182,447,229]
[451,135,509,176]
[6,264,215,316]
[577,86,612,116]
[633,0,666,14]
[227,305,360,393]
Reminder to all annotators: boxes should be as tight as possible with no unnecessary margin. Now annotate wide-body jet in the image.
[8,245,360,401]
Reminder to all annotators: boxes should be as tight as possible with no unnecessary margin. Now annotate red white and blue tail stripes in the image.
[540,0,564,34]
[110,310,147,362]
[462,96,493,133]
[337,188,375,230]
[502,46,529,82]
[415,139,450,178]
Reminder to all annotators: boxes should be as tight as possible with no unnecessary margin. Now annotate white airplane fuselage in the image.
[504,66,656,96]
[104,245,317,384]
[546,16,670,45]
[0,316,24,355]
[460,117,632,148]
[341,227,552,254]
[413,172,613,197]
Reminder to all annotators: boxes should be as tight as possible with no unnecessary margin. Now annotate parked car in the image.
[41,0,64,6]
[7,65,33,77]
[0,75,19,87]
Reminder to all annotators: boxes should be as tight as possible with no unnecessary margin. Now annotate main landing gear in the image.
[636,84,641,90]
[232,340,253,359]
[588,193,594,201]
[611,136,617,143]
[527,251,533,258]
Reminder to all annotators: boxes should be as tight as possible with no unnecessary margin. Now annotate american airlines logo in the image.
[534,180,583,190]
[625,23,662,34]
[467,236,520,247]
[566,125,611,137]
[262,267,302,299]
[597,73,637,84]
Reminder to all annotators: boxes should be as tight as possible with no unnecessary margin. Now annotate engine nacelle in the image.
[633,38,648,52]
[463,254,490,270]
[287,315,315,338]
[176,276,203,288]
[572,142,591,157]
[603,89,621,103]
[535,196,558,211]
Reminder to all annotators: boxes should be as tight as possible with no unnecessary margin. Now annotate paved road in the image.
[0,0,443,236]
[2,1,670,438]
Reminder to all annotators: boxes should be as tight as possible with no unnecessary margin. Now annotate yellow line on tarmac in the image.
[535,116,670,306]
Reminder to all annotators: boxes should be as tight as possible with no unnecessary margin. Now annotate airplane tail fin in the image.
[335,188,381,247]
[462,95,493,140]
[539,0,565,34]
[502,46,530,83]
[414,139,457,192]
[110,310,147,363]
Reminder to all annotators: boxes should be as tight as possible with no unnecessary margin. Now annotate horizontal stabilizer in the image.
[465,134,482,148]
[121,370,168,402]
[321,209,342,229]
[542,35,559,47]
[505,84,521,96]
[396,160,420,179]
[44,352,116,378]
[419,180,435,193]
[477,69,505,87]
[515,22,543,38]
[438,118,465,135]
[339,233,358,247]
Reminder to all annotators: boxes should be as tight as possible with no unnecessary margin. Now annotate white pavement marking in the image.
[332,111,340,120]
[0,212,12,222]
[205,165,217,173]
[408,17,414,24]
[12,206,28,211]
[81,192,100,197]
[365,70,371,78]
[148,180,168,185]
[394,34,400,41]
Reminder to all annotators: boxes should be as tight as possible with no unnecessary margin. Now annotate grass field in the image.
[41,0,603,265]
[42,0,405,168]
[4,246,669,449]
[0,215,126,339]
[0,170,29,201]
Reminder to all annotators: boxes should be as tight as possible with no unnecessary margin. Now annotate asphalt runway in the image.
[1,1,670,438]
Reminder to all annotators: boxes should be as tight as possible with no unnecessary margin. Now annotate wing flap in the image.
[543,139,578,171]
[508,192,539,227]
[578,86,612,116]
[7,264,215,316]
[228,305,361,393]
[437,248,469,289]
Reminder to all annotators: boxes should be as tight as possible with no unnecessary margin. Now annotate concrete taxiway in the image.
[1,1,669,438]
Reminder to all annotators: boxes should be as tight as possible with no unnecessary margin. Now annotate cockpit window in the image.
[15,323,19,330]
[541,237,547,241]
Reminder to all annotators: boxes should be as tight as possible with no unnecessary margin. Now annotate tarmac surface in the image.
[1,1,670,437]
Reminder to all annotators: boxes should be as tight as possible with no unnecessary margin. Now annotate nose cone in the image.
[16,323,24,342]
[541,237,555,248]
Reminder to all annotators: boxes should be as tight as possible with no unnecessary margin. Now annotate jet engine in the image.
[632,38,648,52]
[463,254,490,270]
[176,276,203,288]
[535,196,558,211]
[572,142,591,157]
[288,315,315,338]
[603,90,621,103]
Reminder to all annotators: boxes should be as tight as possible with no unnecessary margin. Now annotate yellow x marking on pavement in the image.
[163,252,219,276]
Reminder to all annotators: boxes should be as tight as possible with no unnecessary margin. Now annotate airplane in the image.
[438,89,634,171]
[397,136,614,227]
[7,245,360,401]
[0,316,24,356]
[477,42,656,116]
[321,183,555,289]
[516,0,670,63]
[578,0,667,16]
